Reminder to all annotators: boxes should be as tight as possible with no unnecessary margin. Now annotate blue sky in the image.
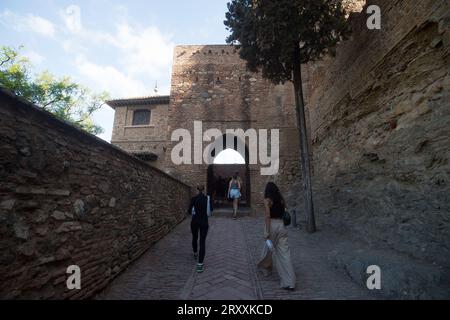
[0,0,231,141]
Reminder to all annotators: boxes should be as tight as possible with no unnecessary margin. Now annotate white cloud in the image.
[57,7,175,141]
[75,55,148,97]
[61,13,174,97]
[0,10,56,37]
[28,15,56,37]
[112,23,174,78]
[62,38,89,55]
[58,5,174,86]
[67,22,174,81]
[74,54,153,142]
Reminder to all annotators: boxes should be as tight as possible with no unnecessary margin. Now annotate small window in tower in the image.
[132,109,151,126]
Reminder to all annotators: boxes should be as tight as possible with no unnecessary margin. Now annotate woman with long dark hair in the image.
[257,182,296,290]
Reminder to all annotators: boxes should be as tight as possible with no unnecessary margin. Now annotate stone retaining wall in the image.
[291,0,450,267]
[0,89,191,299]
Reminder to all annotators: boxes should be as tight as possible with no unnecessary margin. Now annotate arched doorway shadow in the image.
[206,134,251,209]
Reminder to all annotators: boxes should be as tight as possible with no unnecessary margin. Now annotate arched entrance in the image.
[206,134,251,208]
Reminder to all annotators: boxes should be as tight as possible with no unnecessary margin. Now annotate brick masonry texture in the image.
[165,45,301,215]
[0,89,191,299]
[98,215,378,300]
[111,100,169,170]
[286,0,450,269]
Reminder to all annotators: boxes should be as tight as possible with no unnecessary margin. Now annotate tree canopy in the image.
[224,0,351,232]
[224,0,350,83]
[0,46,107,135]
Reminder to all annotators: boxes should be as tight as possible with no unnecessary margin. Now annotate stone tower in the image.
[165,45,302,213]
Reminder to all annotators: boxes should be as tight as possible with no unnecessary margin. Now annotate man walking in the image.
[188,185,213,273]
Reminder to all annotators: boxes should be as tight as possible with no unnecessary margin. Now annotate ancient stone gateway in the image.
[1,0,449,300]
[109,45,303,214]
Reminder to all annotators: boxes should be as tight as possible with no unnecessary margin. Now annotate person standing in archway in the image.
[188,185,213,273]
[228,172,241,220]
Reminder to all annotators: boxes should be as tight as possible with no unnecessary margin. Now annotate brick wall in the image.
[166,45,301,214]
[0,89,191,299]
[111,101,169,170]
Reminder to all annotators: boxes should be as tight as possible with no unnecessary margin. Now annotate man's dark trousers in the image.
[191,220,208,264]
[188,192,212,264]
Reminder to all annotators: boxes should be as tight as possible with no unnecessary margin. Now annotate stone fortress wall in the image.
[2,0,444,299]
[0,89,191,299]
[165,45,301,214]
[296,0,450,268]
[106,0,449,273]
[106,1,380,216]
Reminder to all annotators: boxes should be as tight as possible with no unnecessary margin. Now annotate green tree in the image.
[224,0,350,232]
[0,46,108,135]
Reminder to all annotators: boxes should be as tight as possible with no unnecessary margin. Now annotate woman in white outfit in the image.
[228,172,241,220]
[257,182,296,290]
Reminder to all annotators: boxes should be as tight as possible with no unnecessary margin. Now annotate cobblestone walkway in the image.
[97,214,376,300]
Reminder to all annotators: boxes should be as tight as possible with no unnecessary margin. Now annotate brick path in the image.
[96,218,194,299]
[241,218,376,299]
[97,213,376,300]
[181,217,260,300]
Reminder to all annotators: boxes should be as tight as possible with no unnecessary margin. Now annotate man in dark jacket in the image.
[188,185,213,273]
